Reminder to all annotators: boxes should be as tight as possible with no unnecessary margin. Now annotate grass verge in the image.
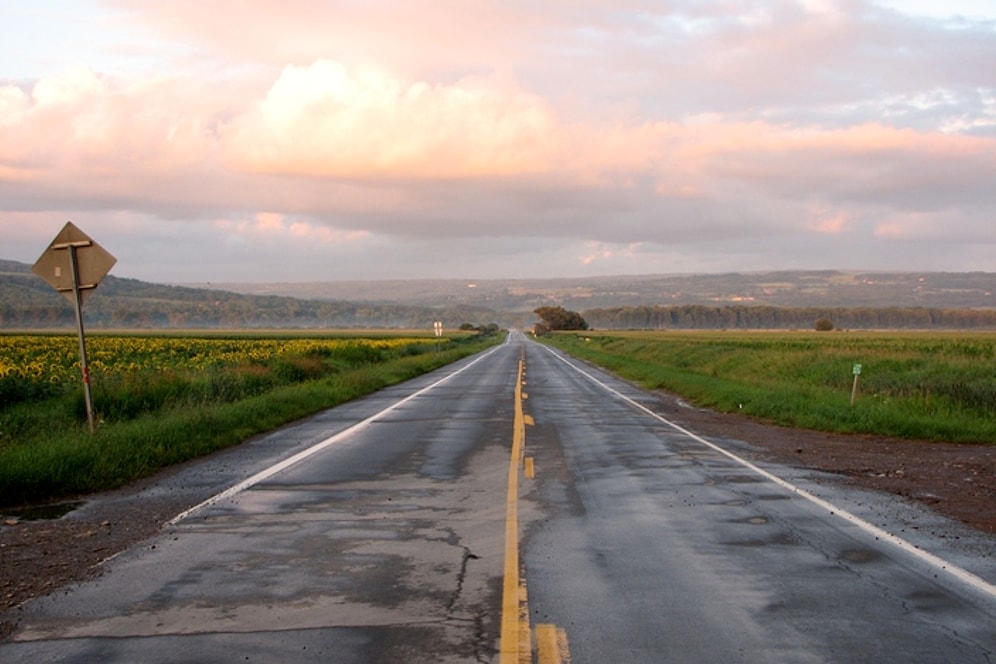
[541,330,996,444]
[0,335,502,507]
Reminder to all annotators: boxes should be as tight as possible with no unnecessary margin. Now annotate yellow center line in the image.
[501,356,571,663]
[500,358,528,664]
[536,624,571,664]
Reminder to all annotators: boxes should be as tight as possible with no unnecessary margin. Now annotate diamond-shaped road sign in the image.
[32,222,117,304]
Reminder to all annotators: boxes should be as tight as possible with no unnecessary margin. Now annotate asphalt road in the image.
[518,337,996,663]
[2,331,995,663]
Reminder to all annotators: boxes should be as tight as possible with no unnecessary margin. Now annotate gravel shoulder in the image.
[2,393,994,641]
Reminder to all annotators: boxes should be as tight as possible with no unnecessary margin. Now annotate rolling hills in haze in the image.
[2,258,994,330]
[195,271,996,311]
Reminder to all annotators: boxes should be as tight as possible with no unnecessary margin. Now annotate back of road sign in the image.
[31,222,117,304]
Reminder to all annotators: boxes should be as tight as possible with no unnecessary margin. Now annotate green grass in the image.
[0,332,503,507]
[542,330,996,444]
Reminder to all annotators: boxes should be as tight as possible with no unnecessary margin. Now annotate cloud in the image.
[217,213,370,245]
[3,59,992,251]
[221,61,557,178]
[698,122,996,214]
[106,0,544,77]
[7,64,993,169]
[2,0,994,281]
[809,207,855,234]
[578,241,644,267]
[1,67,219,184]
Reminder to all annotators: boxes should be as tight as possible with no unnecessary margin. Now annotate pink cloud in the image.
[578,241,642,266]
[220,61,557,178]
[2,59,993,245]
[808,207,854,234]
[0,68,226,186]
[253,212,284,232]
[698,121,996,209]
[107,0,542,77]
[873,221,905,238]
[871,213,946,239]
[216,214,370,245]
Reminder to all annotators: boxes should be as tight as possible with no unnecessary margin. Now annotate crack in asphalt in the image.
[443,543,491,663]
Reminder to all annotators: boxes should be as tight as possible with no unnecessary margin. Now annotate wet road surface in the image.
[2,332,995,663]
[519,340,996,663]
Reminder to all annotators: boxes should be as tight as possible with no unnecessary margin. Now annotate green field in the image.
[0,330,504,507]
[542,330,996,444]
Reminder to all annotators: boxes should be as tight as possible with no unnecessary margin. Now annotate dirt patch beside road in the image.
[0,468,204,641]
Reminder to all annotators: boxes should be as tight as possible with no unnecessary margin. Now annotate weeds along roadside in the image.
[0,332,504,507]
[541,330,996,445]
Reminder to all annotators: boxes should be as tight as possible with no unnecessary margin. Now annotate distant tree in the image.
[533,306,588,334]
[459,323,477,330]
[814,317,834,331]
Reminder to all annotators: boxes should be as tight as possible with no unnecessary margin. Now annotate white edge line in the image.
[166,345,503,526]
[539,343,996,600]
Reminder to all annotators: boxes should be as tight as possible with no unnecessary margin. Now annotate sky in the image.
[1,1,994,284]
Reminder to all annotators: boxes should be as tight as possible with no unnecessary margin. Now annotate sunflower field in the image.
[0,334,433,384]
[0,331,502,505]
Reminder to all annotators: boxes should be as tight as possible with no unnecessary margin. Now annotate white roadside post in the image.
[32,222,117,433]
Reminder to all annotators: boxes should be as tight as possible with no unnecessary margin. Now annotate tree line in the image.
[581,305,996,330]
[0,272,502,330]
[4,264,995,331]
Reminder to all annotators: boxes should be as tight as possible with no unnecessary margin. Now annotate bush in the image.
[534,306,588,332]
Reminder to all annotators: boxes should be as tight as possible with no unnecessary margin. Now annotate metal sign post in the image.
[433,321,443,352]
[32,222,117,434]
[850,363,862,406]
[64,240,96,432]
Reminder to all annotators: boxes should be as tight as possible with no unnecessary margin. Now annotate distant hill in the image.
[194,270,996,311]
[0,259,501,330]
[2,258,994,330]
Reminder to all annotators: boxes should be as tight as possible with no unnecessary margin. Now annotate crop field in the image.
[0,330,501,505]
[0,333,441,385]
[544,330,996,444]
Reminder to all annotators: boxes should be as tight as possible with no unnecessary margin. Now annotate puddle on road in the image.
[723,531,798,547]
[721,474,764,484]
[730,515,770,525]
[839,548,883,564]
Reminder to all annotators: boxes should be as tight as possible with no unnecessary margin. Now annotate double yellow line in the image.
[500,358,570,664]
